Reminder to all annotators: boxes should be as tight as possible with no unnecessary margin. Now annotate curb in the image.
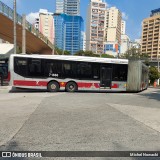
[0,86,12,90]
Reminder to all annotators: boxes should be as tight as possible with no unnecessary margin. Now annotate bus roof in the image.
[11,54,129,64]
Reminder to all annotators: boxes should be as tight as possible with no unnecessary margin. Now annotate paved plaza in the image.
[0,87,160,160]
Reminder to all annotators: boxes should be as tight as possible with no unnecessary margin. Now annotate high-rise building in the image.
[141,8,160,59]
[105,7,122,45]
[56,0,80,16]
[86,0,106,54]
[121,20,126,35]
[34,9,54,43]
[39,9,54,43]
[120,20,129,54]
[64,0,80,16]
[56,0,64,14]
[54,13,83,54]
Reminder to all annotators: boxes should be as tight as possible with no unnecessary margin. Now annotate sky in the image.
[1,0,160,40]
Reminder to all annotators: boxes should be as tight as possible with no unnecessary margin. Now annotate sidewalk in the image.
[149,86,160,89]
[0,86,12,91]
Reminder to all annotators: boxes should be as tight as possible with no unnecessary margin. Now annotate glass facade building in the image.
[54,14,84,55]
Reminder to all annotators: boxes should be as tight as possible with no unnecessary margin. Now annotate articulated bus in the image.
[9,54,149,92]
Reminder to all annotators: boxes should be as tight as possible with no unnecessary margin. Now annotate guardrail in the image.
[0,1,53,49]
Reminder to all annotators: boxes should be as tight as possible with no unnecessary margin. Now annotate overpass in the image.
[149,59,160,71]
[0,1,53,54]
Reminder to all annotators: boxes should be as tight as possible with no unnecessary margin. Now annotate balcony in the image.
[92,2,98,7]
[143,29,148,31]
[143,25,148,28]
[99,4,105,9]
[154,29,159,32]
[91,23,98,27]
[91,33,97,37]
[147,45,152,48]
[92,9,98,13]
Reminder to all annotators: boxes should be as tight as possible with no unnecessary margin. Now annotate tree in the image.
[120,47,149,65]
[75,51,115,58]
[149,66,160,84]
[121,47,141,60]
[74,50,85,56]
[54,47,71,55]
[74,50,99,57]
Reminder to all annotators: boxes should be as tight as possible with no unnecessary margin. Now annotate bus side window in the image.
[63,63,71,78]
[92,64,100,80]
[14,57,28,77]
[45,60,62,78]
[77,63,92,79]
[28,59,42,77]
[112,64,128,81]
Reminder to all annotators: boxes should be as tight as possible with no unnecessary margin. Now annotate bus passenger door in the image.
[100,67,112,88]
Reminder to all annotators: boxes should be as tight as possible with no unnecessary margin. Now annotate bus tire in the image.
[47,81,59,92]
[66,82,78,92]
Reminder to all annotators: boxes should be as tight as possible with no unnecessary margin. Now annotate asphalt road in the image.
[0,87,160,160]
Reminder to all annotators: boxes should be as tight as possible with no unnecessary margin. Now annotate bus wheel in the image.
[66,82,77,92]
[47,81,59,92]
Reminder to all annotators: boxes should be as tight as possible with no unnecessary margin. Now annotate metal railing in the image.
[0,1,53,49]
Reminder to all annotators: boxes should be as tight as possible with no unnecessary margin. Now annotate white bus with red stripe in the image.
[9,54,148,92]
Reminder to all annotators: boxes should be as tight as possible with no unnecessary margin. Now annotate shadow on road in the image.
[9,87,136,94]
[139,89,160,102]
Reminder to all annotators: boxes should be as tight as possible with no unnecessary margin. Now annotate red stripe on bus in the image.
[13,80,101,89]
[77,82,84,88]
[14,80,37,86]
[94,83,100,88]
[7,72,11,81]
[14,80,48,87]
[77,82,100,88]
[111,84,119,88]
[38,81,48,86]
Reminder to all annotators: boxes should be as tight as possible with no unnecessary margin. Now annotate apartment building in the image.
[86,0,106,54]
[104,7,122,56]
[141,8,160,59]
[64,0,80,16]
[56,0,80,15]
[105,7,122,45]
[34,9,54,43]
[56,0,64,13]
[121,20,126,35]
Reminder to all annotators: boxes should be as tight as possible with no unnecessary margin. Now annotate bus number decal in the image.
[49,73,59,77]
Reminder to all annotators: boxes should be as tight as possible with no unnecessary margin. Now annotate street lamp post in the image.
[13,0,17,54]
[63,24,66,55]
[22,14,26,53]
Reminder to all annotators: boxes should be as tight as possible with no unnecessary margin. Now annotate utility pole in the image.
[63,24,66,55]
[22,14,26,53]
[13,0,17,54]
